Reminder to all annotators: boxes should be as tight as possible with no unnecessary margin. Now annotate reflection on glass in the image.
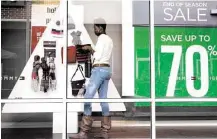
[67,102,150,139]
[156,102,217,138]
[67,1,126,99]
[1,103,63,139]
[1,0,66,99]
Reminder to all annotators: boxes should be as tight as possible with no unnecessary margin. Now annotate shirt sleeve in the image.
[93,38,104,61]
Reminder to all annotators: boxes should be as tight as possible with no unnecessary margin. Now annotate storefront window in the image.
[152,0,217,138]
[1,0,66,99]
[1,102,64,139]
[2,0,217,138]
[66,102,150,138]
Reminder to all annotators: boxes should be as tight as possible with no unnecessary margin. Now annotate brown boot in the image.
[100,116,111,139]
[70,115,93,139]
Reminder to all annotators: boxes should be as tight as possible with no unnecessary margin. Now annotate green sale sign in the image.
[135,27,217,106]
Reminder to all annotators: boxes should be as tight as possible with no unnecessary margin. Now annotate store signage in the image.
[133,1,217,26]
[31,5,58,26]
[134,1,217,106]
[1,75,19,81]
[31,4,58,52]
[162,2,207,22]
[134,27,217,106]
[155,27,217,104]
[31,0,60,24]
[155,1,217,25]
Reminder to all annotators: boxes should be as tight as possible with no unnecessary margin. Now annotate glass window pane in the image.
[67,0,150,99]
[1,103,64,139]
[154,0,217,99]
[67,102,150,138]
[153,0,217,138]
[156,102,217,138]
[1,0,67,99]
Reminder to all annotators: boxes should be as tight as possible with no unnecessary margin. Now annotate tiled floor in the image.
[2,126,217,139]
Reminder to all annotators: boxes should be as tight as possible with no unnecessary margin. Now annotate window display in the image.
[1,0,67,99]
[2,0,217,139]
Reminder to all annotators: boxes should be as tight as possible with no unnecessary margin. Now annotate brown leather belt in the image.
[92,64,110,68]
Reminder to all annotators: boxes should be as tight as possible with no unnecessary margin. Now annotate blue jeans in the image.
[84,67,112,116]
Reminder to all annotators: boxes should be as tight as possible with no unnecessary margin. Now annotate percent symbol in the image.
[208,45,217,56]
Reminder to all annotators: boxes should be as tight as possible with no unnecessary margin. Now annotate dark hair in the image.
[41,57,49,71]
[34,55,40,61]
[94,18,106,30]
[41,57,46,63]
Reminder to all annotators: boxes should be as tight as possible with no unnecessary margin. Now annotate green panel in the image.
[134,27,150,98]
[135,27,217,106]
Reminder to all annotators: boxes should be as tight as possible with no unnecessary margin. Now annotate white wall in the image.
[71,0,122,24]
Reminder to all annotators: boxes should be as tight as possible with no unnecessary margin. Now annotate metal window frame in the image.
[1,1,217,139]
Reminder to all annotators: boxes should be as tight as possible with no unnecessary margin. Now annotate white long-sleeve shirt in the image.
[92,34,113,65]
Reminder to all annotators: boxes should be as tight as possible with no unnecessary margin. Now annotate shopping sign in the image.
[155,27,217,99]
[155,3,217,99]
[133,1,217,26]
[134,27,217,106]
[154,1,217,26]
[31,3,58,52]
[134,1,217,106]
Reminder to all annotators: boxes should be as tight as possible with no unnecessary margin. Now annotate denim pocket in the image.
[99,68,112,80]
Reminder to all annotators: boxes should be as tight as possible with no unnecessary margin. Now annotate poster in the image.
[134,1,217,106]
[31,2,59,52]
[155,27,217,106]
[31,26,46,52]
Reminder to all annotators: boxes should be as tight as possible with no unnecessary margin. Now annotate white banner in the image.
[31,5,59,26]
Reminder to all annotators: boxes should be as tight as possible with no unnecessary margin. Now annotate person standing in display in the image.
[71,18,113,139]
[48,57,56,90]
[32,55,41,92]
[40,57,50,93]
